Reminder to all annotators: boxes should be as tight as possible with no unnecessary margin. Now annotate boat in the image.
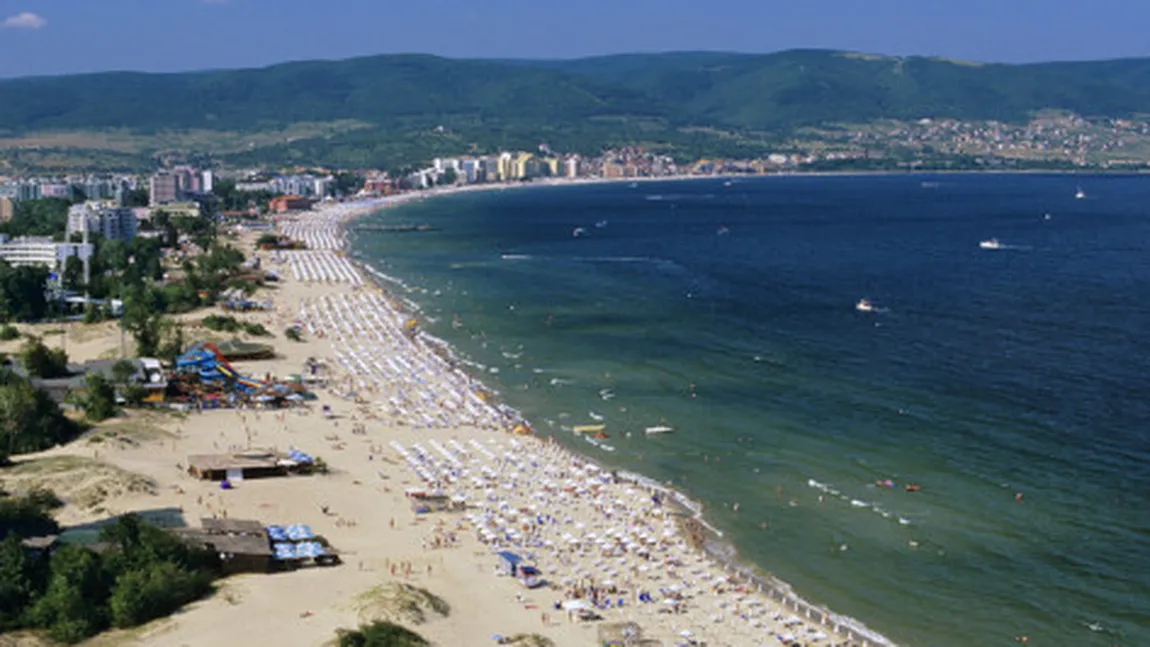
[979,239,1002,250]
[573,227,588,237]
[1075,186,1086,200]
[572,424,606,434]
[645,425,674,435]
[855,299,875,312]
[594,220,608,229]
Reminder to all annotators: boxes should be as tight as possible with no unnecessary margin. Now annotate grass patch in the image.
[84,416,175,448]
[350,583,450,626]
[0,455,157,511]
[500,636,555,647]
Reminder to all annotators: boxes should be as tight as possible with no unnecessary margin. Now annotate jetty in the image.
[351,223,439,233]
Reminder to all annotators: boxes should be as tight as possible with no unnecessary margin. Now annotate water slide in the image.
[178,342,265,393]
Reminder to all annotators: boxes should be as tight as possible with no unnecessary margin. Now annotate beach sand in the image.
[2,198,873,647]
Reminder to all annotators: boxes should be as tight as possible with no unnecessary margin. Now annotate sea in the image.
[348,174,1150,647]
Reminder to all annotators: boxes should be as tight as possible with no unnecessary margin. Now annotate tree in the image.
[122,285,164,357]
[0,261,51,322]
[110,359,137,385]
[122,186,149,208]
[30,545,110,643]
[438,168,458,186]
[0,371,83,464]
[156,321,185,364]
[62,256,85,291]
[0,199,70,239]
[333,171,364,196]
[19,338,70,379]
[78,373,117,422]
[0,533,45,631]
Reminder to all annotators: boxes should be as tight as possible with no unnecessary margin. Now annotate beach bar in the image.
[176,518,272,574]
[187,452,285,481]
[186,449,316,481]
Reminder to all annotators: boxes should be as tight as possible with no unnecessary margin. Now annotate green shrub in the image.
[19,338,69,379]
[201,315,241,333]
[0,325,20,340]
[242,322,271,337]
[336,621,428,647]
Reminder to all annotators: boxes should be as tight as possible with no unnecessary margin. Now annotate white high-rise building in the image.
[0,235,93,272]
[67,203,138,242]
[201,170,214,194]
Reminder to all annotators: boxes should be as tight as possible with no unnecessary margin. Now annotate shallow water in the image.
[350,174,1150,646]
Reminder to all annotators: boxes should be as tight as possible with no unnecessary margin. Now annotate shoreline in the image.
[332,193,900,646]
[343,166,1138,209]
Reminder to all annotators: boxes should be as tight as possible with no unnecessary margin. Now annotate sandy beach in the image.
[1,196,885,647]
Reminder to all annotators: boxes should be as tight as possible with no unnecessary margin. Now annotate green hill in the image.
[4,49,1150,169]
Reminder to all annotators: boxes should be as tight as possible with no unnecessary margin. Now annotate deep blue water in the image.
[350,174,1150,647]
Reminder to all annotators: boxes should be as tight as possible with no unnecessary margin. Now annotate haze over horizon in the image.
[2,0,1150,78]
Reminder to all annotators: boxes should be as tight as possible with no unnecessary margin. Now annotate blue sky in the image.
[1,0,1149,78]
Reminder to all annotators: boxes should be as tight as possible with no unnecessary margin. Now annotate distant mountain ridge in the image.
[4,49,1150,168]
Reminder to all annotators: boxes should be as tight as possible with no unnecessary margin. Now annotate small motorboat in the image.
[855,299,875,312]
[573,227,588,237]
[645,425,674,435]
[979,239,1002,250]
[1075,186,1086,199]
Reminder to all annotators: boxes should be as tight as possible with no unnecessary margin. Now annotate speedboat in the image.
[979,239,1002,250]
[645,425,674,435]
[594,220,608,229]
[573,227,588,237]
[1075,186,1086,199]
[855,299,875,312]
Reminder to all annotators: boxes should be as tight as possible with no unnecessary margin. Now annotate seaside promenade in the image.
[9,195,887,646]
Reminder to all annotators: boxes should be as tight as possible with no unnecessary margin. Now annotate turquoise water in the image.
[349,174,1150,646]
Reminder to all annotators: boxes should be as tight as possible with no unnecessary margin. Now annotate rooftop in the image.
[187,451,281,473]
[199,517,265,535]
[177,530,271,556]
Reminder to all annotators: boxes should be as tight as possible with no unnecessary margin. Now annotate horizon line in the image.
[1,47,1146,82]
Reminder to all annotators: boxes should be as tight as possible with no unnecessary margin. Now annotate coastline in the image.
[338,188,900,647]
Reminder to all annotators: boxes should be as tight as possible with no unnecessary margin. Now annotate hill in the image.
[4,49,1150,169]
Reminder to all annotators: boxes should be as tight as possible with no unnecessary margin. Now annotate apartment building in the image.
[67,203,138,242]
[0,235,94,272]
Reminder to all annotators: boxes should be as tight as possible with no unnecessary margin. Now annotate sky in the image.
[2,0,1150,78]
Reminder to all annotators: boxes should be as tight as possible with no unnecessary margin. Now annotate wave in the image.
[807,478,912,527]
[359,262,412,290]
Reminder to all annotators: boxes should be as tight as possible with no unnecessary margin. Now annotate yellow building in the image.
[544,157,560,177]
[0,197,13,222]
[512,152,533,180]
[497,153,514,182]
